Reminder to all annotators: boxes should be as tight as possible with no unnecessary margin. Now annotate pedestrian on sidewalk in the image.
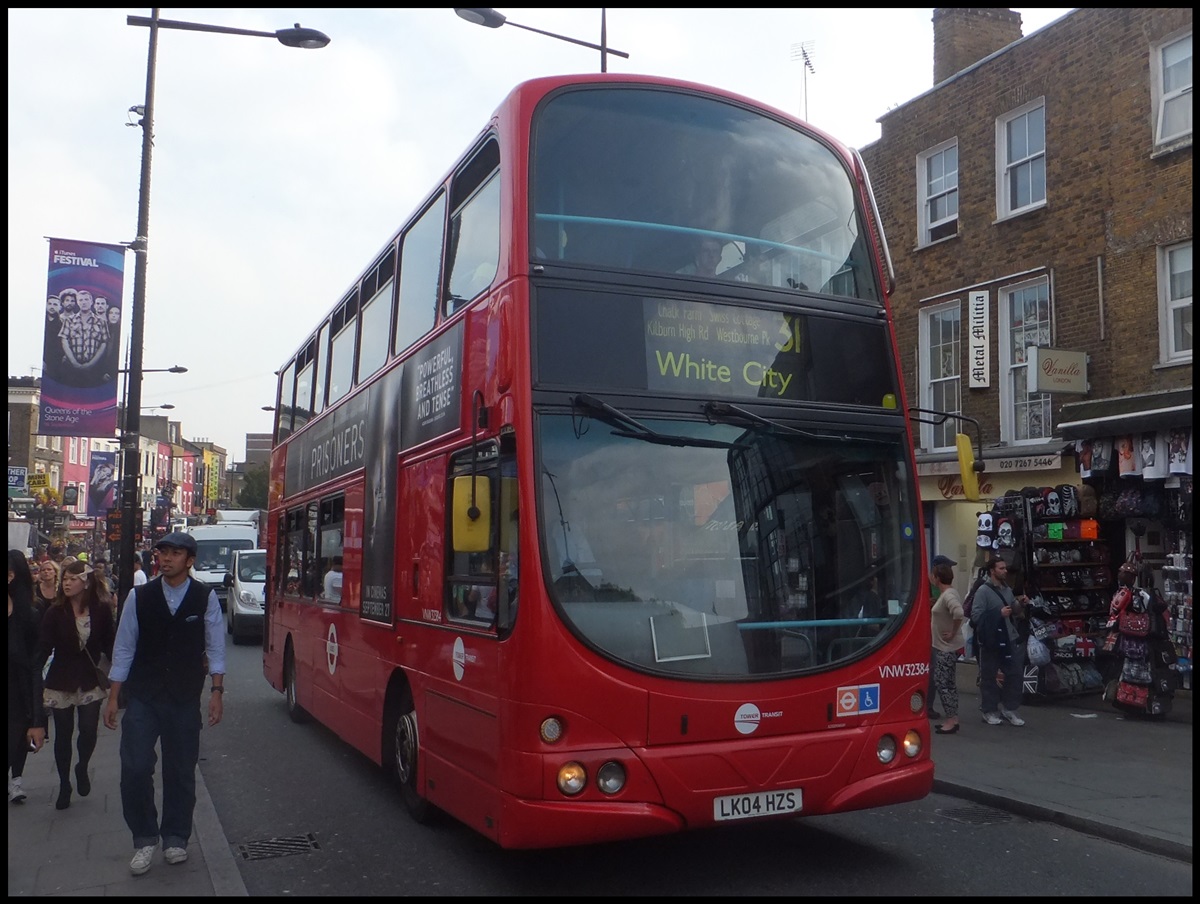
[103,531,225,877]
[9,550,48,805]
[33,559,60,624]
[930,559,965,734]
[971,556,1028,727]
[926,553,957,718]
[37,558,115,810]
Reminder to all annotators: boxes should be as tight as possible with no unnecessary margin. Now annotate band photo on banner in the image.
[87,450,119,518]
[38,237,127,437]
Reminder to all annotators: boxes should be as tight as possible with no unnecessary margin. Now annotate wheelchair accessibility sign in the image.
[835,684,880,717]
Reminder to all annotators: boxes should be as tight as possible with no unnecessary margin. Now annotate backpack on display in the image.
[1080,664,1105,690]
[1077,484,1098,517]
[1041,664,1063,694]
[1056,484,1080,518]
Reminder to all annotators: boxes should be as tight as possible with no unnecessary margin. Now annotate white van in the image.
[224,548,266,644]
[186,522,259,612]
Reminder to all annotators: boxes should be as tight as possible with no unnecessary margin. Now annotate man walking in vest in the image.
[103,531,225,876]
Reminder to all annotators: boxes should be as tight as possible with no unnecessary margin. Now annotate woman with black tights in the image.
[9,550,47,804]
[37,558,114,810]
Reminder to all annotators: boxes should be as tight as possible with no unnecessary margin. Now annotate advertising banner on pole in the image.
[38,237,127,437]
[87,450,118,518]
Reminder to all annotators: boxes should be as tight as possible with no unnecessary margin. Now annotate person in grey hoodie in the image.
[970,556,1027,726]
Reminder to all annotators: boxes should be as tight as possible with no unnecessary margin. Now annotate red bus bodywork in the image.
[265,73,932,849]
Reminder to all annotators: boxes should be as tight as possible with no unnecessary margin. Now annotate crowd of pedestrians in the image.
[8,531,226,878]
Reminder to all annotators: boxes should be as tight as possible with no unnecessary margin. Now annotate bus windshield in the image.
[537,411,917,680]
[532,86,879,302]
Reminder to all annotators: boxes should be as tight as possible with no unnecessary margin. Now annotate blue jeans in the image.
[978,640,1026,714]
[119,695,201,850]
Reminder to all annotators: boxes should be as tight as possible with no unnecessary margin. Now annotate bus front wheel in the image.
[388,688,432,823]
[284,646,310,724]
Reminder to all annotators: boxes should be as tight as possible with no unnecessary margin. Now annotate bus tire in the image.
[386,686,432,823]
[284,644,310,724]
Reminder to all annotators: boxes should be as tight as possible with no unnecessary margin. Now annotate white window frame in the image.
[1158,240,1193,365]
[1151,31,1193,148]
[68,436,78,464]
[995,98,1046,220]
[999,277,1053,445]
[916,139,959,248]
[918,300,962,452]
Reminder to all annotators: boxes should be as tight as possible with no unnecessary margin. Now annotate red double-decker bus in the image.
[264,73,971,849]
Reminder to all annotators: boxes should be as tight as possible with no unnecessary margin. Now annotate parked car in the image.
[224,548,266,645]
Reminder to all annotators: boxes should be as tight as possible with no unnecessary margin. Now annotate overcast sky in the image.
[7,8,1075,461]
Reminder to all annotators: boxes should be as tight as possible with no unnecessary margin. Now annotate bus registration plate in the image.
[713,788,803,822]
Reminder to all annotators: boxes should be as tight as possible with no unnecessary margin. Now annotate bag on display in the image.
[1027,635,1051,667]
[1119,610,1151,637]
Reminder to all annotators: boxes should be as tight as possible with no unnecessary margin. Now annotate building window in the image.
[1159,240,1193,364]
[1152,32,1192,147]
[68,436,78,464]
[996,99,1046,219]
[917,140,958,246]
[918,301,961,450]
[1000,278,1052,443]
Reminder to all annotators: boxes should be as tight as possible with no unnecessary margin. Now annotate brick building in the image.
[859,9,1191,679]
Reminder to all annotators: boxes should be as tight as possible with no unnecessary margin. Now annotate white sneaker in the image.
[999,707,1026,727]
[164,846,189,865]
[982,711,1003,725]
[10,776,26,804]
[130,845,156,876]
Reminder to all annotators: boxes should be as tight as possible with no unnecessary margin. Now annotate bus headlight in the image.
[540,717,564,744]
[903,730,922,758]
[596,761,626,795]
[876,735,897,764]
[557,762,587,796]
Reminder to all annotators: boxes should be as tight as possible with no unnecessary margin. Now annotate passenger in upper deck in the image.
[677,237,723,278]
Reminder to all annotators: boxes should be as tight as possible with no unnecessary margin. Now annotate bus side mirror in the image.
[453,475,492,552]
[956,433,982,502]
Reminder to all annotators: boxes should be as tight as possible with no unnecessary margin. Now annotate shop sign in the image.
[968,290,990,388]
[918,452,1062,477]
[932,474,995,499]
[1029,347,1088,394]
[28,473,50,490]
[8,466,27,491]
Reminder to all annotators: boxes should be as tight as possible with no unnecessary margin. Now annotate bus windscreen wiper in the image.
[703,400,876,444]
[573,393,744,449]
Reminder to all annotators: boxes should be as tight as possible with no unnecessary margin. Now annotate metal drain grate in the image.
[236,833,321,861]
[939,805,1014,826]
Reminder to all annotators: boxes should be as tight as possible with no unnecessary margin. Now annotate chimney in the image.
[932,8,1023,85]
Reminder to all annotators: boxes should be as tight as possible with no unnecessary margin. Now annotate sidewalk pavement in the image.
[7,671,1191,895]
[7,723,247,896]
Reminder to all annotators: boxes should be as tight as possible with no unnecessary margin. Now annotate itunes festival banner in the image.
[38,237,127,436]
[87,450,118,518]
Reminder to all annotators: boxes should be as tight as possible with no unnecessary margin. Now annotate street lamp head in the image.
[276,24,331,49]
[454,8,506,28]
[119,364,188,374]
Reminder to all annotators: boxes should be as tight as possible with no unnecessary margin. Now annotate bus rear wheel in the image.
[388,688,432,823]
[284,646,309,724]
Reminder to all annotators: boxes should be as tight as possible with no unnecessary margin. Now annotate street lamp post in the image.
[116,10,329,601]
[453,8,629,72]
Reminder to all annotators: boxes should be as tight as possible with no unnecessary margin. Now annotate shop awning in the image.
[1057,387,1192,440]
